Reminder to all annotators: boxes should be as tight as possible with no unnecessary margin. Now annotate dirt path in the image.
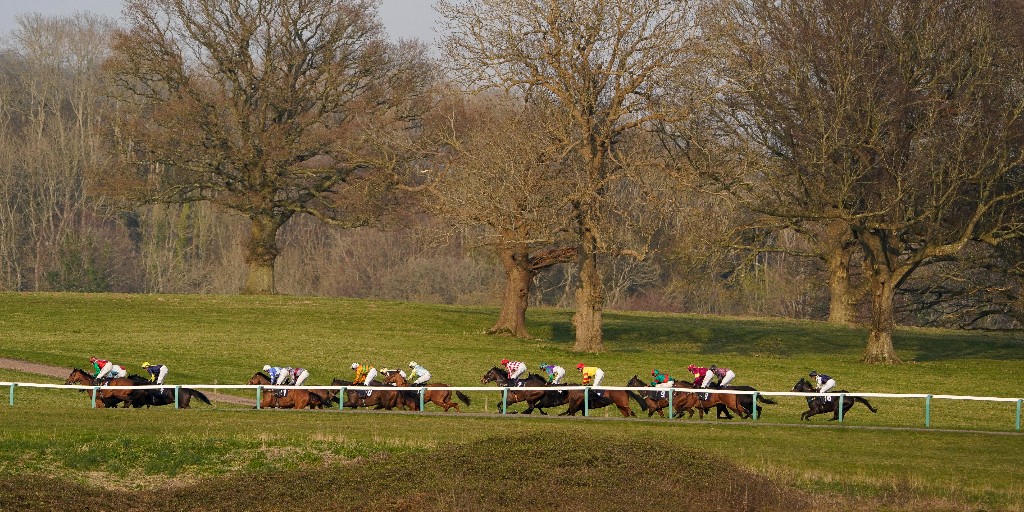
[0,357,251,406]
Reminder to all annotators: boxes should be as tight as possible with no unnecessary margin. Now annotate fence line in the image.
[2,381,1021,432]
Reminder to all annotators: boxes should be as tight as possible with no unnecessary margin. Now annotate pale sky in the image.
[0,0,442,49]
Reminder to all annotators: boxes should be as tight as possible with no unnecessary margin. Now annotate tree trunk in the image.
[243,213,284,295]
[862,273,902,364]
[826,244,856,325]
[488,244,532,338]
[572,229,604,352]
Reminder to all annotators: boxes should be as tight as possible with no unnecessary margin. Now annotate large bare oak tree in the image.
[109,0,426,294]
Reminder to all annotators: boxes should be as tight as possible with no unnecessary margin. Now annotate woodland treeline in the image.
[1,0,1022,362]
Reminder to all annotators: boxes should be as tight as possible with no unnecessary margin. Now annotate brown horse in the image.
[672,387,749,419]
[341,377,401,410]
[123,374,212,409]
[561,382,647,418]
[383,371,471,412]
[481,367,561,413]
[65,368,148,408]
[305,378,347,409]
[626,375,691,418]
[247,372,323,409]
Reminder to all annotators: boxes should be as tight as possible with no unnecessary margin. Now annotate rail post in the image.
[174,386,180,410]
[8,383,14,406]
[838,393,845,422]
[501,388,508,415]
[668,389,674,420]
[91,386,98,408]
[338,387,345,411]
[584,388,590,417]
[751,391,758,420]
[925,395,932,428]
[256,385,263,410]
[1016,399,1021,432]
[418,388,425,412]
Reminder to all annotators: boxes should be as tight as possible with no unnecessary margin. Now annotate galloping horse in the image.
[627,375,683,418]
[561,381,647,418]
[305,378,347,409]
[481,367,567,414]
[383,371,471,412]
[341,377,400,410]
[672,386,749,419]
[247,372,323,409]
[123,374,212,409]
[65,368,148,408]
[793,378,877,421]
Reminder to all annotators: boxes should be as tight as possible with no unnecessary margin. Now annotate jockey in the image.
[90,357,126,382]
[577,363,604,396]
[351,363,378,396]
[809,371,836,401]
[262,365,294,395]
[688,364,713,400]
[709,365,735,387]
[538,363,565,384]
[501,359,527,385]
[408,361,431,385]
[141,362,168,385]
[292,367,309,387]
[651,369,674,398]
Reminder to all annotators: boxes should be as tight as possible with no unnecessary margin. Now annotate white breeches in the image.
[109,365,127,379]
[95,362,112,380]
[508,366,525,380]
[701,372,714,388]
[655,381,674,388]
[155,365,168,385]
[819,379,836,394]
[293,370,308,387]
[718,370,735,387]
[274,372,293,386]
[413,371,431,385]
[592,369,604,388]
[551,368,565,384]
[363,368,378,386]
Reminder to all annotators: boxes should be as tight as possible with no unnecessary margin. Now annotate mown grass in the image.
[1,292,1023,511]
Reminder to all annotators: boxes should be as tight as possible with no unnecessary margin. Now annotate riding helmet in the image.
[687,364,697,372]
[409,361,417,368]
[501,358,510,365]
[89,356,97,363]
[651,369,658,376]
[577,363,585,370]
[710,364,717,371]
[809,371,818,377]
[539,362,547,369]
[141,362,151,368]
[263,364,272,372]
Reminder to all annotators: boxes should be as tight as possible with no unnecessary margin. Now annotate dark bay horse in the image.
[561,382,647,418]
[793,378,878,421]
[672,386,749,419]
[247,372,323,409]
[305,378,347,409]
[383,372,471,412]
[65,368,148,408]
[341,377,400,410]
[124,374,211,409]
[627,375,687,418]
[481,367,567,414]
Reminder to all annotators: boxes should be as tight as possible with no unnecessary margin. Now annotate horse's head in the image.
[330,377,349,387]
[627,375,645,387]
[792,378,812,392]
[65,368,93,385]
[383,371,406,386]
[481,367,504,384]
[248,372,269,385]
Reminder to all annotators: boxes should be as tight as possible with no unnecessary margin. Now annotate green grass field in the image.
[0,292,1022,511]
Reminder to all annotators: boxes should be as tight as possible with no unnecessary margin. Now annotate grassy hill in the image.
[0,292,1022,511]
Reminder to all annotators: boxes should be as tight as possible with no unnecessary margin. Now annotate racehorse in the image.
[124,374,212,409]
[341,377,400,410]
[65,368,148,408]
[627,375,686,418]
[793,378,877,421]
[481,367,568,414]
[672,386,750,419]
[561,381,647,418]
[247,372,323,409]
[305,378,347,409]
[383,371,471,412]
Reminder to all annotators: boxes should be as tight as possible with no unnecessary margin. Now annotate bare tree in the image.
[439,0,702,351]
[108,0,430,294]
[707,0,1024,363]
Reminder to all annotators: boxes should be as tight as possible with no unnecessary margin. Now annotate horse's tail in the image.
[627,390,648,412]
[188,389,212,405]
[855,396,877,413]
[456,390,472,406]
[756,395,777,405]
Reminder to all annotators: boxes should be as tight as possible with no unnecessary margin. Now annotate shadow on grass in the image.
[531,310,1023,362]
